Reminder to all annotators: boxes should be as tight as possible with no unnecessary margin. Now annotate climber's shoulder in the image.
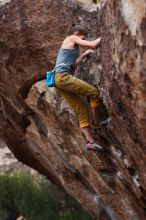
[61,35,75,49]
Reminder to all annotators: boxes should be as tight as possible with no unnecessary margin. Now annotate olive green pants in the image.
[55,73,100,128]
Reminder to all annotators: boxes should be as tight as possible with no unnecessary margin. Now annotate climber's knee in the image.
[89,86,100,105]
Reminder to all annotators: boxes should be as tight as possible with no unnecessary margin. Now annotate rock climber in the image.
[54,25,107,152]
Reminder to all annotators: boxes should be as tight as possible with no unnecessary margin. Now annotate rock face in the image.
[0,139,38,175]
[0,0,146,219]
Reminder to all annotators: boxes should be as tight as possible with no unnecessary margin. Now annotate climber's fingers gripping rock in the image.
[83,49,95,57]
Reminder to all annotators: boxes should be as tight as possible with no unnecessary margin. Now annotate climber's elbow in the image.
[91,44,97,49]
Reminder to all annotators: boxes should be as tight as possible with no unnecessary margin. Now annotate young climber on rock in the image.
[54,25,106,152]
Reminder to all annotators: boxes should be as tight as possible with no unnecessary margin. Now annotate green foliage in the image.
[0,172,94,220]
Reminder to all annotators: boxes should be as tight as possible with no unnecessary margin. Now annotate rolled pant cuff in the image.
[90,100,100,107]
[80,121,90,128]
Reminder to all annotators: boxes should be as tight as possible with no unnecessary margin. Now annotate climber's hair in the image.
[69,25,88,37]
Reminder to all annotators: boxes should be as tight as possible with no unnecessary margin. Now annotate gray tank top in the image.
[55,47,80,73]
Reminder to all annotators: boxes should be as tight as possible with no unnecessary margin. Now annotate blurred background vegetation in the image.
[0,172,94,220]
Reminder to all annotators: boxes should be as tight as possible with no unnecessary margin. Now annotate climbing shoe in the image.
[85,142,105,153]
[98,118,109,126]
[92,118,109,129]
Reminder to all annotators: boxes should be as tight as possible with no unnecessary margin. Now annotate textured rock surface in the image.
[0,0,146,219]
[0,0,98,97]
[0,139,38,175]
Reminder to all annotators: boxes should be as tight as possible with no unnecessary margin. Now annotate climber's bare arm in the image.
[73,36,101,49]
[61,35,101,50]
[75,53,86,66]
[75,49,95,66]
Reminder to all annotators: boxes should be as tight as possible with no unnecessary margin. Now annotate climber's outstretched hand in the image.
[83,49,95,57]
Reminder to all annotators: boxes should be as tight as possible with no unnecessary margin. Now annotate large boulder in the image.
[0,0,146,219]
